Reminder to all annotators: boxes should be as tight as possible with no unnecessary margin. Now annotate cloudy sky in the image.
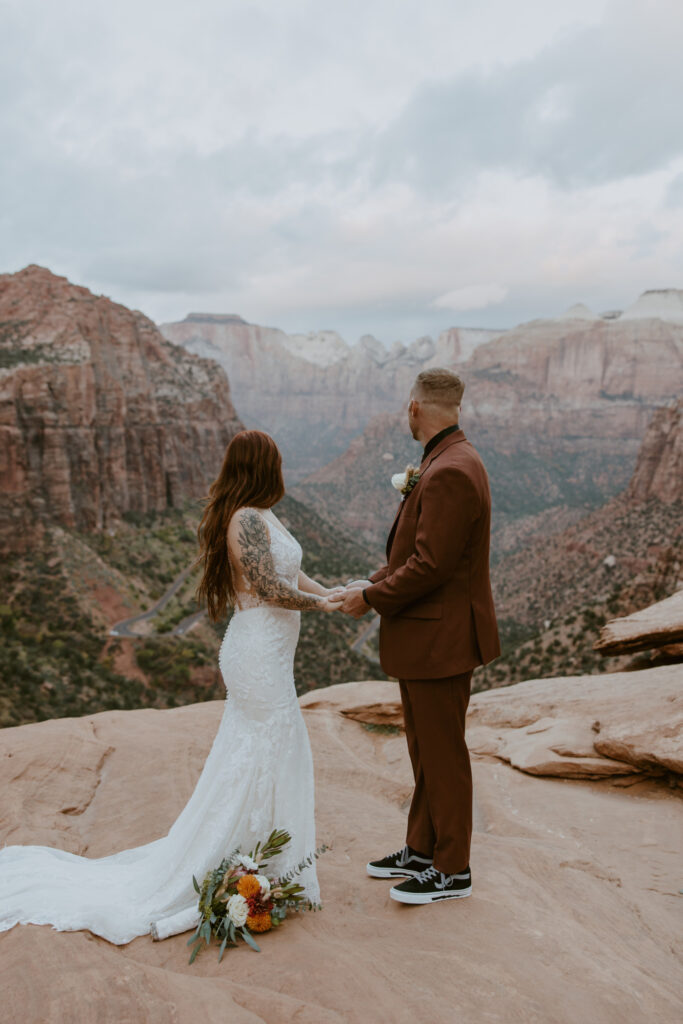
[2,0,683,343]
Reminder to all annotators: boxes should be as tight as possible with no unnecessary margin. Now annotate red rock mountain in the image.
[627,399,682,504]
[0,267,242,554]
[471,397,683,688]
[292,314,683,549]
[160,314,500,479]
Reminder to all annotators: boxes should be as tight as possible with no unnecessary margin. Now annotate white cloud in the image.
[433,285,509,312]
[1,0,682,341]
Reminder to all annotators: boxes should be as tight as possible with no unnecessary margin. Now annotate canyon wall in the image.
[0,267,242,554]
[160,314,501,479]
[627,399,682,505]
[292,312,683,548]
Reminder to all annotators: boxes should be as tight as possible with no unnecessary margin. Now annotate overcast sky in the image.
[2,0,683,344]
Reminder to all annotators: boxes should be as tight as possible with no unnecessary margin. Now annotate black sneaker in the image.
[390,863,472,903]
[366,845,433,879]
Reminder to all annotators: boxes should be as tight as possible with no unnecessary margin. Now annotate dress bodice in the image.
[231,509,302,612]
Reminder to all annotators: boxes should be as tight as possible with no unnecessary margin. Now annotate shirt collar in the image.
[421,423,461,463]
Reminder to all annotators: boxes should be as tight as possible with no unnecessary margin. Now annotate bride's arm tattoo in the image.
[237,510,324,611]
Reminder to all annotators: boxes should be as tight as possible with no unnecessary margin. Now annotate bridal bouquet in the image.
[187,828,328,962]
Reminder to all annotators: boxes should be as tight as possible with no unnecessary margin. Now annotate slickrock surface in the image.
[0,266,242,553]
[1,674,681,1023]
[595,590,683,656]
[464,664,683,778]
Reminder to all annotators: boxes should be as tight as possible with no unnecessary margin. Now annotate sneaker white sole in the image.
[366,864,423,879]
[389,885,472,904]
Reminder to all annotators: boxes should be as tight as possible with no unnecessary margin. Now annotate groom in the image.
[335,367,500,905]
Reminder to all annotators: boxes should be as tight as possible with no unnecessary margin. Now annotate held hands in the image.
[326,579,373,619]
[317,585,348,614]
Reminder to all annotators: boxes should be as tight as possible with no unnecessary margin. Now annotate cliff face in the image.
[163,310,683,491]
[0,267,242,553]
[466,316,683,448]
[469,316,682,401]
[627,400,683,504]
[160,315,501,479]
[293,315,683,548]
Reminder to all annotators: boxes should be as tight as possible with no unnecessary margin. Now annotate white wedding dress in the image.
[0,510,320,944]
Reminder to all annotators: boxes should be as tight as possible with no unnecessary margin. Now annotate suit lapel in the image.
[385,431,468,559]
[385,500,405,558]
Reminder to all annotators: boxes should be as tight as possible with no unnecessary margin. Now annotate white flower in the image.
[392,465,420,498]
[237,854,259,872]
[255,875,271,898]
[226,893,249,927]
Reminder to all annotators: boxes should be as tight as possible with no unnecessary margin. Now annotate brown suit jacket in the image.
[365,430,500,679]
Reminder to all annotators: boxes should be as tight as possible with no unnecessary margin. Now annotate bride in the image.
[0,429,341,944]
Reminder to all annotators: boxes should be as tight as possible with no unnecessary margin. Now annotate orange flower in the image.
[237,875,261,899]
[246,911,272,933]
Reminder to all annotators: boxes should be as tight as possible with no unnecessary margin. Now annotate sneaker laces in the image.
[416,864,441,883]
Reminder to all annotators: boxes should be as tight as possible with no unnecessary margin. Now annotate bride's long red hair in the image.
[196,430,285,621]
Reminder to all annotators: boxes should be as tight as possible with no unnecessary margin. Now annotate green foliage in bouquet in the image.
[187,828,329,963]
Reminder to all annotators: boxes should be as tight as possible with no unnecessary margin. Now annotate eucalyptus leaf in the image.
[241,929,261,953]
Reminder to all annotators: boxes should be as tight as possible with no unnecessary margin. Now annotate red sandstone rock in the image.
[594,589,683,656]
[627,399,682,504]
[0,675,681,1022]
[0,267,242,554]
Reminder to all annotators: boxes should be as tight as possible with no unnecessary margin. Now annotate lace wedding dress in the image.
[0,510,320,944]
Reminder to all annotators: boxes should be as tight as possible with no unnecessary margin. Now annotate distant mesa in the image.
[558,303,600,321]
[183,312,248,325]
[620,289,683,324]
[556,290,683,325]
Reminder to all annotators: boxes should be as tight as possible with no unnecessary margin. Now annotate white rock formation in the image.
[283,329,350,366]
[620,289,683,324]
[559,303,600,321]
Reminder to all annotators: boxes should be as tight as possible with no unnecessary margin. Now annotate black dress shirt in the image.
[421,423,461,462]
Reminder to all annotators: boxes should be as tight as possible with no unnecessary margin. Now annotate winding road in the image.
[110,566,382,658]
[109,565,205,638]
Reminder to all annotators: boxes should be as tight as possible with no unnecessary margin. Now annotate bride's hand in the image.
[344,579,372,590]
[319,592,346,613]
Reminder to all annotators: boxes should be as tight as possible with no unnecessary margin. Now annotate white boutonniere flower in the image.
[391,464,421,500]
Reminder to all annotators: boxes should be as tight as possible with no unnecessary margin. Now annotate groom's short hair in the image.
[413,368,465,409]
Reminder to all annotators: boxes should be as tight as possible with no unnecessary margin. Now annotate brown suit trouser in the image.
[399,671,473,875]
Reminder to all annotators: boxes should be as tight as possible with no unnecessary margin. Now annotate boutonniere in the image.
[391,464,421,500]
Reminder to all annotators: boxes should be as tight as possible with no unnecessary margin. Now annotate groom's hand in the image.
[338,586,371,619]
